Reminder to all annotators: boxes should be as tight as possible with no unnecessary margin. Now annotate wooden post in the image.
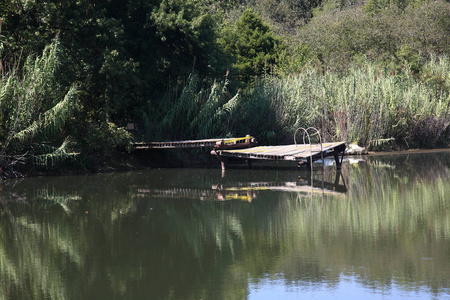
[298,159,311,171]
[334,150,344,170]
[334,169,341,186]
[217,155,228,170]
[212,150,228,170]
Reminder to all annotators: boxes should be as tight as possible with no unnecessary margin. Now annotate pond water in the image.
[1,151,450,299]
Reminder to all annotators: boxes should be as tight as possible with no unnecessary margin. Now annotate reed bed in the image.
[147,57,449,149]
[144,73,239,141]
[243,57,450,148]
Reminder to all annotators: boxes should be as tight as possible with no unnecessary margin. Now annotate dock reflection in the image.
[135,169,347,202]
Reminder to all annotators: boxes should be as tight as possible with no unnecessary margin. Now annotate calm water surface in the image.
[1,151,450,299]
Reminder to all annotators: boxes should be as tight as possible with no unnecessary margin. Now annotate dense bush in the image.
[297,0,450,70]
[220,9,283,86]
[142,72,239,141]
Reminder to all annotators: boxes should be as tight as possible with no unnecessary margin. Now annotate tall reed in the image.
[0,42,79,173]
[142,73,239,141]
[143,58,449,149]
[241,57,450,148]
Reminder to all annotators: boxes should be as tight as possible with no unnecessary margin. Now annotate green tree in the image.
[298,0,450,69]
[150,0,226,80]
[0,0,141,123]
[0,0,229,161]
[221,9,283,86]
[249,0,322,31]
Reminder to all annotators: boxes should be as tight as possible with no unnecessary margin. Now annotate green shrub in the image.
[298,0,450,70]
[220,9,284,86]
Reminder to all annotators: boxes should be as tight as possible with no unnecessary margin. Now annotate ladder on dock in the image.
[133,129,346,170]
[212,128,346,170]
[213,142,346,169]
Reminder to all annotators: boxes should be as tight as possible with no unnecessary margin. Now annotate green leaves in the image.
[12,85,77,144]
[148,72,239,141]
[220,9,283,85]
[0,42,79,171]
[150,0,225,77]
[32,138,79,167]
[298,0,450,69]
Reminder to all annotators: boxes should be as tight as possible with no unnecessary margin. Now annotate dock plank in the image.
[134,136,256,149]
[215,142,346,161]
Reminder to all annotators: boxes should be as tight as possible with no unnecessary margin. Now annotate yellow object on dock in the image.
[134,135,257,149]
[133,132,346,170]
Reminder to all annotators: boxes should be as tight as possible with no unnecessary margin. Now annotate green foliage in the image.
[363,0,424,13]
[276,43,317,75]
[0,42,79,171]
[75,121,132,157]
[11,85,78,146]
[420,55,450,92]
[247,0,319,31]
[141,55,449,149]
[298,0,450,69]
[368,137,395,150]
[143,73,239,141]
[0,0,230,126]
[32,138,79,167]
[150,0,228,79]
[238,58,450,148]
[220,9,283,85]
[230,0,324,36]
[233,74,283,144]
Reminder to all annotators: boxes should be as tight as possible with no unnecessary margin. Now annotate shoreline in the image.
[367,148,450,156]
[3,147,450,180]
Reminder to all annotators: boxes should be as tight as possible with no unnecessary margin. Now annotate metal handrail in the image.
[305,127,323,163]
[294,127,310,146]
[293,127,323,173]
[294,127,312,173]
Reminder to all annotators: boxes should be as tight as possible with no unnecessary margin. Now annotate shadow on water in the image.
[1,151,450,299]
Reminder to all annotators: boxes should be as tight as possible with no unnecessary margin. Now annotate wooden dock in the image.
[212,142,346,169]
[133,132,346,170]
[134,135,257,149]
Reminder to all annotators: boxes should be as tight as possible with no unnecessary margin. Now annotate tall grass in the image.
[142,73,239,141]
[142,57,449,149]
[241,57,450,148]
[0,42,79,175]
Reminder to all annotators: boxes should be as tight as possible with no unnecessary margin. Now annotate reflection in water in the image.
[137,168,347,202]
[1,151,450,299]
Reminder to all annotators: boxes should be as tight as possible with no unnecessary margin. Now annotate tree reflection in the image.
[0,152,449,299]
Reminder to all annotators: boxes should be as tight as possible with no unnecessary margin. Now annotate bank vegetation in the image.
[0,0,449,176]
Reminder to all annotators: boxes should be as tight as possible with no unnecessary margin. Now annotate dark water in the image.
[1,151,450,299]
